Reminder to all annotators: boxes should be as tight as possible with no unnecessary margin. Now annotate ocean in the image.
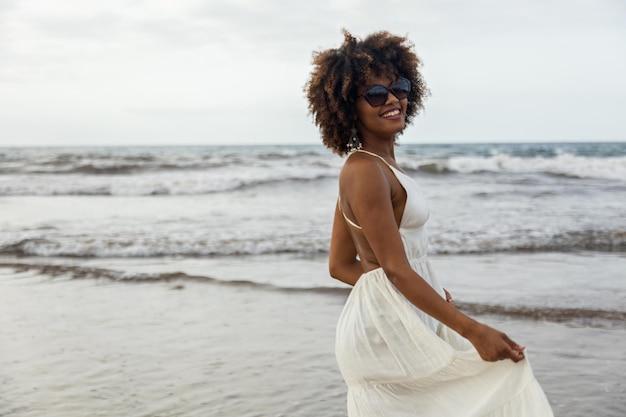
[1,142,625,416]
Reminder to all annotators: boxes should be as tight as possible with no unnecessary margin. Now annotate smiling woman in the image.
[305,30,428,155]
[305,30,555,417]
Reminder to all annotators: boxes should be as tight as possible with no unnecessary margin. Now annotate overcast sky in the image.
[1,0,625,147]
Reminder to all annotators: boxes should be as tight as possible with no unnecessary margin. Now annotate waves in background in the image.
[1,141,625,330]
[1,142,624,258]
[1,142,624,195]
[2,143,624,417]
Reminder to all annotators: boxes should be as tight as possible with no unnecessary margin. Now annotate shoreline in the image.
[1,251,625,416]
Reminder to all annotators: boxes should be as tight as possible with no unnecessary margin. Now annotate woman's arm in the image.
[329,202,363,286]
[344,157,525,362]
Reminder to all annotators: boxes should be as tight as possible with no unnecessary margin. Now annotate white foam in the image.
[424,152,626,181]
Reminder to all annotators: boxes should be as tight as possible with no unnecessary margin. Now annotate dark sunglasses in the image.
[359,77,411,107]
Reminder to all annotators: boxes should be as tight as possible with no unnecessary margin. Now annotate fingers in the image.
[485,334,526,362]
[469,324,527,362]
[443,289,455,306]
[503,333,525,351]
[502,333,525,362]
[507,347,525,362]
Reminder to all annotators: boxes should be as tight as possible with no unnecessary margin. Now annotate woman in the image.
[305,31,554,416]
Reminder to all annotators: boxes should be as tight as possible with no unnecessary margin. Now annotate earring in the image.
[347,127,362,153]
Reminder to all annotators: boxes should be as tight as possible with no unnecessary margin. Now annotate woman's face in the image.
[354,74,408,141]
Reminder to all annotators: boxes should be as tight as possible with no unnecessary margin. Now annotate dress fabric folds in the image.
[335,150,554,417]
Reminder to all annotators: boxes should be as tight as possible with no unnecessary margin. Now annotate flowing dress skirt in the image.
[335,257,554,417]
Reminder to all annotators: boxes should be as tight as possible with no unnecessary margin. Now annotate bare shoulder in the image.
[339,152,388,185]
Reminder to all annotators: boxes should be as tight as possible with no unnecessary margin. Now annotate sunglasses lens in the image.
[362,78,411,107]
[363,85,388,107]
[390,78,410,100]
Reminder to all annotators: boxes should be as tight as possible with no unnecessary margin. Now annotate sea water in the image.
[0,142,624,416]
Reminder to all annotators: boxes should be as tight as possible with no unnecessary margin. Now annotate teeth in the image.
[382,109,400,118]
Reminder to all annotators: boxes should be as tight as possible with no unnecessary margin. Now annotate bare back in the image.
[338,151,408,272]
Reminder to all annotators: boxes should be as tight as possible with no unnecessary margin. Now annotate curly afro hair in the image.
[305,30,429,155]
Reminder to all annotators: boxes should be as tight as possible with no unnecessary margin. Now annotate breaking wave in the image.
[1,228,622,258]
[405,152,626,181]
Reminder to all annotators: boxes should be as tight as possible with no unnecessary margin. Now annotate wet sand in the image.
[1,255,624,417]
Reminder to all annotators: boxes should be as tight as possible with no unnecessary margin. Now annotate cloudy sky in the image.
[1,0,625,146]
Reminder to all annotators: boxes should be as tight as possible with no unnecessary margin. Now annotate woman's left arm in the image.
[329,202,362,286]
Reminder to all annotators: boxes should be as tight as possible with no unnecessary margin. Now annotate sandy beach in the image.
[1,253,624,417]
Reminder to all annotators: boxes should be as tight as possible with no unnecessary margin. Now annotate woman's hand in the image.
[444,288,454,306]
[465,322,526,362]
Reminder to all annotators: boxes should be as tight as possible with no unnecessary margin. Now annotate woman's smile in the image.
[381,108,402,119]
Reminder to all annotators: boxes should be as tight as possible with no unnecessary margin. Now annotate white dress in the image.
[335,150,554,417]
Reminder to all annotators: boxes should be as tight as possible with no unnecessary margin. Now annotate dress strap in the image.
[353,149,394,169]
[337,196,363,230]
